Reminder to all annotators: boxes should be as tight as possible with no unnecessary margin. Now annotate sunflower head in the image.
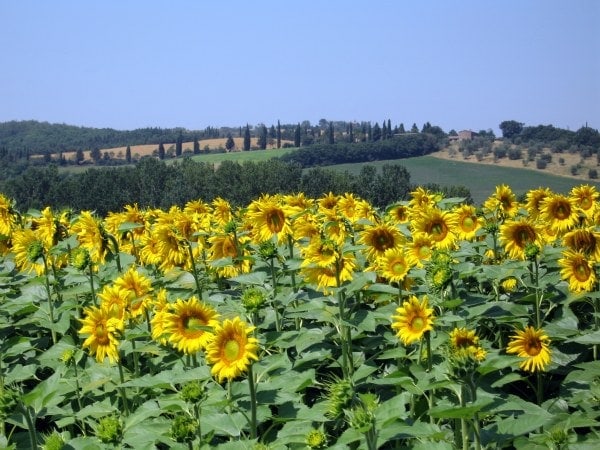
[391,295,435,345]
[447,327,487,378]
[506,325,552,373]
[205,317,259,383]
[559,249,597,292]
[70,246,91,270]
[42,430,65,450]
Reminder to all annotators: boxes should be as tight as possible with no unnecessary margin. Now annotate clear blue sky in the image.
[1,0,598,135]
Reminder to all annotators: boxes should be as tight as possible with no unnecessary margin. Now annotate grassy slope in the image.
[323,156,600,205]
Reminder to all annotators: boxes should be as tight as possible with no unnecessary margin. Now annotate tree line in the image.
[0,157,471,216]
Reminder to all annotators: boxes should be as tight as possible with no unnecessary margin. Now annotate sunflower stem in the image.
[459,385,469,450]
[21,404,38,449]
[468,378,482,450]
[41,254,57,345]
[88,262,97,306]
[117,357,130,416]
[269,259,282,332]
[186,241,203,298]
[106,233,122,273]
[536,371,543,406]
[594,296,600,360]
[247,363,258,440]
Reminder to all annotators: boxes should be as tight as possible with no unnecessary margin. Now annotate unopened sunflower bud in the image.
[305,428,328,448]
[525,243,540,260]
[42,431,65,450]
[96,415,122,444]
[26,240,44,263]
[70,247,90,270]
[170,414,197,443]
[258,240,278,260]
[241,287,267,313]
[180,380,206,404]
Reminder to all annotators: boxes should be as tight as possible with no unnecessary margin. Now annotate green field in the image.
[323,156,600,204]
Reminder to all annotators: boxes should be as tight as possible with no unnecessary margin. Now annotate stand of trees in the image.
[0,158,471,215]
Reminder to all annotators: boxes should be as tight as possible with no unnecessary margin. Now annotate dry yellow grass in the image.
[56,137,292,162]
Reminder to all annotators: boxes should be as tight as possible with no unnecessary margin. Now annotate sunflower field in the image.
[1,184,600,449]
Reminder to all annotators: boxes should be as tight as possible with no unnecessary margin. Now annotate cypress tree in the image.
[277,120,281,148]
[328,122,335,144]
[193,137,200,154]
[175,134,182,157]
[294,124,301,147]
[125,145,132,163]
[158,142,165,160]
[243,125,251,151]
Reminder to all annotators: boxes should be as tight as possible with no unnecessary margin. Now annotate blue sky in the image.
[1,1,598,135]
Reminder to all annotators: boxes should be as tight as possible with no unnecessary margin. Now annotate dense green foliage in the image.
[278,133,441,167]
[0,158,437,215]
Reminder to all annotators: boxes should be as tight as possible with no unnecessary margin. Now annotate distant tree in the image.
[76,148,84,164]
[43,150,52,163]
[294,124,301,147]
[499,120,524,139]
[348,122,354,143]
[269,125,276,140]
[367,123,372,141]
[421,122,432,133]
[372,123,382,142]
[193,137,200,154]
[382,121,388,140]
[387,119,392,137]
[399,123,406,134]
[158,142,165,160]
[125,145,132,163]
[225,133,235,151]
[243,125,251,151]
[410,123,419,133]
[277,120,282,148]
[90,147,102,163]
[176,134,183,157]
[257,125,268,150]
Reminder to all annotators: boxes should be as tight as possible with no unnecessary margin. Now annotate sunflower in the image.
[164,297,219,355]
[0,193,17,238]
[409,187,439,209]
[385,203,411,225]
[183,199,212,231]
[105,204,147,256]
[358,222,404,261]
[70,211,110,264]
[150,288,171,345]
[245,194,293,243]
[540,194,579,234]
[483,184,519,218]
[411,207,457,250]
[570,184,599,219]
[391,295,435,345]
[559,249,597,292]
[97,284,129,328]
[370,247,413,283]
[563,227,600,260]
[499,217,544,260]
[113,266,153,318]
[151,223,189,271]
[451,204,482,241]
[449,327,486,361]
[31,206,63,248]
[138,229,163,267]
[300,238,356,291]
[524,187,552,219]
[317,192,339,215]
[207,232,251,278]
[10,228,46,275]
[211,198,233,227]
[205,317,259,383]
[506,326,551,372]
[79,305,122,364]
[406,232,434,267]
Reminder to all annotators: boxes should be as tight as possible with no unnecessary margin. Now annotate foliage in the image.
[1,183,600,448]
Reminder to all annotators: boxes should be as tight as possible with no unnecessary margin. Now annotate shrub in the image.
[536,158,547,169]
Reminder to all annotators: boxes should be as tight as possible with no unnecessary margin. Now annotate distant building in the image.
[449,130,478,141]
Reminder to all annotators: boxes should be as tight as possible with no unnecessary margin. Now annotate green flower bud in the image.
[170,413,197,443]
[42,431,65,450]
[241,287,267,313]
[70,247,90,271]
[224,220,238,234]
[258,240,278,260]
[525,243,540,261]
[96,415,122,444]
[305,428,328,449]
[180,380,205,404]
[325,377,354,420]
[26,240,44,263]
